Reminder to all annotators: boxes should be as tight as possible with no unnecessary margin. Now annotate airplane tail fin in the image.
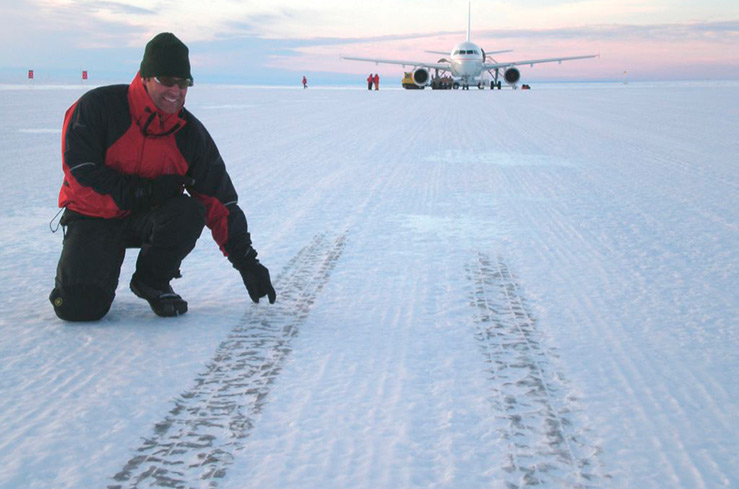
[467,2,471,41]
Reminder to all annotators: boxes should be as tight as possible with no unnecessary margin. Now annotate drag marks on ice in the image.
[467,252,608,488]
[18,128,61,134]
[109,232,347,488]
[423,149,575,168]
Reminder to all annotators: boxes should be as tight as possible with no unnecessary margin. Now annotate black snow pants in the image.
[50,195,206,321]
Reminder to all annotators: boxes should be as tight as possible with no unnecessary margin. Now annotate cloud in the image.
[87,1,156,16]
[220,10,302,38]
[471,20,739,43]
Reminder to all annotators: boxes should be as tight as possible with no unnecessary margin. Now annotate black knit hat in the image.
[140,32,193,82]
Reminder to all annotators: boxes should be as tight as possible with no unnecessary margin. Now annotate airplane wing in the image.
[483,54,598,70]
[341,55,450,71]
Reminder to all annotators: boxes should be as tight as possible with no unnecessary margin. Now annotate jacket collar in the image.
[128,71,187,137]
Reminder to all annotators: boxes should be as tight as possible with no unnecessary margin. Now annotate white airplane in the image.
[341,2,598,90]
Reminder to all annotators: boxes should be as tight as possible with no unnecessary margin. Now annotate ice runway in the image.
[0,82,736,489]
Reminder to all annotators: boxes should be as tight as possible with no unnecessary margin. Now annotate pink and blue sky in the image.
[2,0,737,84]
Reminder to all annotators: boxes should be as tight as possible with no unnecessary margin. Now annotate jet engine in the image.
[504,67,521,86]
[412,68,430,87]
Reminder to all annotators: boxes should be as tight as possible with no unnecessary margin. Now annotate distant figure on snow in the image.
[49,32,276,321]
[373,73,380,90]
[367,73,374,90]
[302,75,308,89]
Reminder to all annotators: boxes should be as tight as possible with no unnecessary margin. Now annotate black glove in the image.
[234,248,277,304]
[132,174,195,210]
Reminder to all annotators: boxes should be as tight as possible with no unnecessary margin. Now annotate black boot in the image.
[130,273,188,317]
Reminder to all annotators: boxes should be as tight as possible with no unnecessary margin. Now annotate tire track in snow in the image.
[109,232,347,489]
[467,252,608,488]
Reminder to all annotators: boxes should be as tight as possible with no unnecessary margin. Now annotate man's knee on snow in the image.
[49,285,114,322]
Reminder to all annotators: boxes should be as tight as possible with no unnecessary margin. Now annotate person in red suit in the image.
[49,33,276,321]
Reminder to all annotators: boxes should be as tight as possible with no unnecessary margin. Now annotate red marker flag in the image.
[82,70,88,80]
[28,70,34,80]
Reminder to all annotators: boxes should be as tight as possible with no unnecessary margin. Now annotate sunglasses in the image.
[154,76,193,89]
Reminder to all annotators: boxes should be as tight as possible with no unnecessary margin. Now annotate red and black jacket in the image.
[58,72,251,262]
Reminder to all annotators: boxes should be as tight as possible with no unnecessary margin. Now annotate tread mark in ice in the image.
[109,232,348,489]
[467,252,609,489]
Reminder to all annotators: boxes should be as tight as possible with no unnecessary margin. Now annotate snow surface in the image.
[0,82,737,489]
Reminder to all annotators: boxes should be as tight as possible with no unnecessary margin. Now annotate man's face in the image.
[143,77,188,114]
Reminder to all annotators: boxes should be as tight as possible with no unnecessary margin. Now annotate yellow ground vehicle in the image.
[401,72,425,90]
